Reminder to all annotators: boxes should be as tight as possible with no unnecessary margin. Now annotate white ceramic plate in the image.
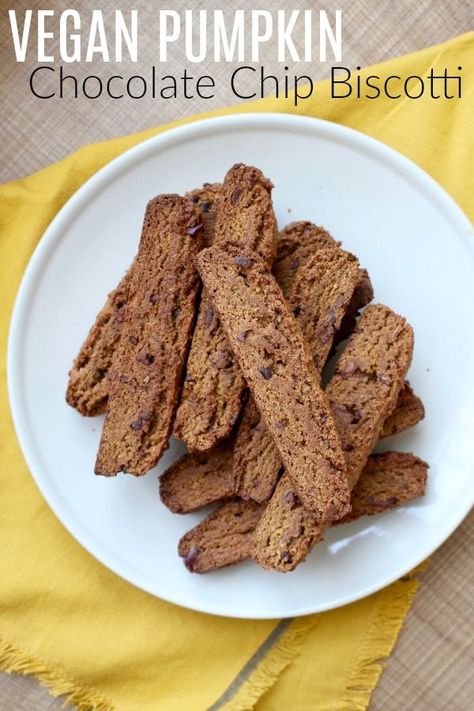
[8,114,474,619]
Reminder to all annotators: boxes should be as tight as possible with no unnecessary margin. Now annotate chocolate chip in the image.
[234,255,252,268]
[258,366,273,380]
[204,307,214,326]
[129,335,138,345]
[203,182,211,187]
[293,305,301,317]
[280,552,293,564]
[183,546,200,571]
[236,329,251,342]
[186,223,203,236]
[290,257,300,270]
[149,292,159,305]
[213,349,232,369]
[114,311,124,323]
[319,323,334,344]
[200,201,210,213]
[283,491,299,507]
[137,352,155,365]
[130,420,142,431]
[340,360,356,376]
[231,187,242,205]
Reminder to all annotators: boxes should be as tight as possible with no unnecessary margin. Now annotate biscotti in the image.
[95,195,204,476]
[381,381,425,438]
[234,247,362,503]
[179,451,427,572]
[159,442,235,513]
[66,184,219,417]
[339,451,428,522]
[174,164,277,452]
[178,500,265,573]
[273,221,338,299]
[327,304,414,489]
[186,182,222,247]
[66,267,132,416]
[197,246,350,523]
[253,304,414,570]
[272,221,373,339]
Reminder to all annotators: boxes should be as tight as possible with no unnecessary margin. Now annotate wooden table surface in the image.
[1,1,472,708]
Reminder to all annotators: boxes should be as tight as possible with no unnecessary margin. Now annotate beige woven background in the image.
[1,0,473,709]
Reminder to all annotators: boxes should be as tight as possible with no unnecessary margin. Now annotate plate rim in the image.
[7,112,474,619]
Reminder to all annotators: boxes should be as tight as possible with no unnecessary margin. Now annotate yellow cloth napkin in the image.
[1,33,472,711]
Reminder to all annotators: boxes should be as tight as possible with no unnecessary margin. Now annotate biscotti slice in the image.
[328,304,414,489]
[174,164,277,452]
[381,381,425,438]
[197,246,350,523]
[66,185,219,418]
[234,247,362,503]
[337,267,374,342]
[186,182,221,247]
[94,195,204,476]
[339,451,428,522]
[272,221,373,333]
[273,221,338,299]
[253,450,427,571]
[254,304,414,570]
[66,267,132,416]
[180,451,427,572]
[159,442,235,513]
[178,500,265,573]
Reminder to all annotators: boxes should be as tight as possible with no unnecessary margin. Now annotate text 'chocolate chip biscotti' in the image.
[234,247,362,503]
[196,245,350,523]
[173,164,277,453]
[66,183,220,418]
[254,304,414,570]
[94,194,204,477]
[178,451,427,573]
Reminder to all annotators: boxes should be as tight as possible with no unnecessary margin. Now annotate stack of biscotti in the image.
[160,218,427,573]
[67,164,278,477]
[67,162,427,574]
